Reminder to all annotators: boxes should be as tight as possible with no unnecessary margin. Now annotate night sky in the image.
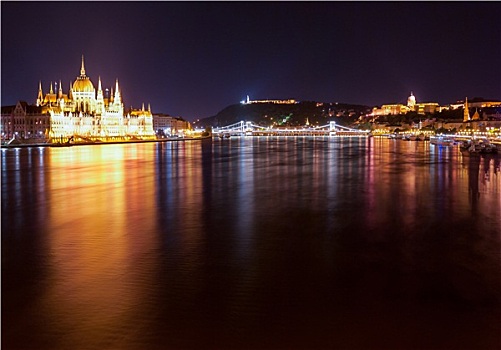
[2,2,500,121]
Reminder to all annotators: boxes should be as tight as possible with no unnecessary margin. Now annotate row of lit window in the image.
[1,119,47,125]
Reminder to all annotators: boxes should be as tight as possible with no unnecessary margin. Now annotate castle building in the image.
[371,92,439,116]
[34,56,155,141]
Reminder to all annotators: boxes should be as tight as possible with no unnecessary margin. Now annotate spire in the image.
[95,77,104,114]
[58,79,63,98]
[96,77,104,103]
[472,108,480,120]
[50,82,54,94]
[142,102,145,111]
[97,78,103,95]
[148,103,151,112]
[68,81,73,99]
[36,81,43,106]
[114,79,121,104]
[80,55,86,76]
[463,97,470,122]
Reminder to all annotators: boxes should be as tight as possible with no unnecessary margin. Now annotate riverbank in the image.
[0,135,212,149]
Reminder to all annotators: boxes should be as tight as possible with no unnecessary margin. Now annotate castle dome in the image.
[407,91,416,108]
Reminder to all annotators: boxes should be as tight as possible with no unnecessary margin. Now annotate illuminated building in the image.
[450,98,501,110]
[1,102,48,140]
[153,113,192,137]
[371,103,409,116]
[241,95,297,105]
[407,92,416,109]
[372,92,439,116]
[471,110,480,120]
[463,97,471,122]
[415,102,439,114]
[35,56,155,141]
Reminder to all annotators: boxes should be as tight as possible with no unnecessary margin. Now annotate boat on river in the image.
[459,138,498,156]
[430,135,455,146]
[403,133,425,141]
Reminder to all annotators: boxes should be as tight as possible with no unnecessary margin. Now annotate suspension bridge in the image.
[211,121,370,138]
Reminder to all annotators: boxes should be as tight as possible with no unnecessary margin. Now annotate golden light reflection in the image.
[43,144,160,347]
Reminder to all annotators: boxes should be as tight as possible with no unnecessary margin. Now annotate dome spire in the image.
[80,55,86,76]
[407,91,416,109]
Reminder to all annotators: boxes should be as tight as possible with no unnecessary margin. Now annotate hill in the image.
[196,101,371,128]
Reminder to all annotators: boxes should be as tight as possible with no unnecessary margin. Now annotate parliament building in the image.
[2,56,155,142]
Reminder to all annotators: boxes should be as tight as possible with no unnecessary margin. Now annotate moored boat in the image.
[403,133,425,141]
[459,138,498,156]
[430,135,455,146]
[218,132,231,139]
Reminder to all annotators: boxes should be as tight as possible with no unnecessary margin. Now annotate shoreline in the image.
[1,136,212,149]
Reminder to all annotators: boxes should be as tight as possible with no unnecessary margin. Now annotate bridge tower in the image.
[245,121,253,136]
[329,121,337,136]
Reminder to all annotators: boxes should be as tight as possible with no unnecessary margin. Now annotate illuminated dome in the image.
[73,77,95,92]
[407,91,416,108]
[72,55,95,92]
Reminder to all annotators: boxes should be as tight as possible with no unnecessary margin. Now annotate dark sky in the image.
[2,2,500,121]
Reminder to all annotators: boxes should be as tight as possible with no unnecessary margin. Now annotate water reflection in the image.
[2,138,500,349]
[3,145,161,348]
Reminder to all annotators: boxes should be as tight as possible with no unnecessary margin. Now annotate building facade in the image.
[153,113,191,137]
[371,92,440,116]
[2,56,156,142]
[1,102,49,140]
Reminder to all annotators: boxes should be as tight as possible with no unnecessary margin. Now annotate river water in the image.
[2,137,500,349]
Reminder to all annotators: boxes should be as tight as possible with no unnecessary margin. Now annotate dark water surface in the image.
[2,137,500,349]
